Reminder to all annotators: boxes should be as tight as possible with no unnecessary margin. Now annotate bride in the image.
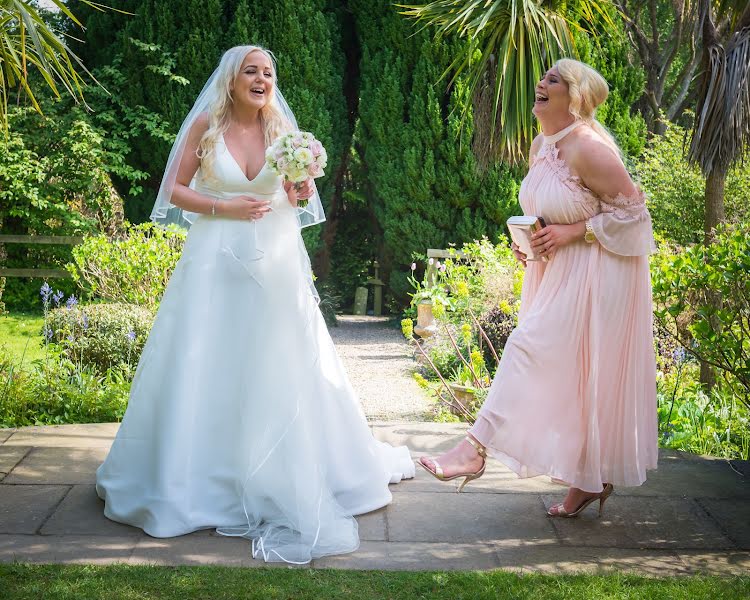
[95,45,415,564]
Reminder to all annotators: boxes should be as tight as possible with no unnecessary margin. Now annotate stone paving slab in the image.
[0,485,69,534]
[542,495,735,550]
[3,447,107,485]
[0,429,15,444]
[313,541,502,571]
[40,485,141,537]
[127,534,297,568]
[0,534,138,565]
[492,544,690,576]
[2,424,118,448]
[625,451,750,499]
[0,422,746,575]
[675,550,750,577]
[0,446,29,475]
[386,491,557,544]
[357,507,387,542]
[697,498,750,549]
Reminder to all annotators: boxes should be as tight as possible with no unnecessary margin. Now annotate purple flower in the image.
[410,263,417,271]
[672,347,686,364]
[67,334,74,343]
[43,327,53,340]
[82,314,89,330]
[440,263,447,273]
[40,282,52,302]
[65,295,78,310]
[126,331,136,343]
[52,290,64,306]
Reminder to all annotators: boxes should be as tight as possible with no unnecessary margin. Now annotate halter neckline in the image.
[542,120,582,144]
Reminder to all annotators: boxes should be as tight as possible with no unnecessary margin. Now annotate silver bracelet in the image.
[211,198,217,216]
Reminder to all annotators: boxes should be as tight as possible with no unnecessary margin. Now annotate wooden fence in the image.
[0,235,83,279]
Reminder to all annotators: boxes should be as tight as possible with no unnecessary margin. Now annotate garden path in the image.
[331,315,431,421]
[0,316,748,574]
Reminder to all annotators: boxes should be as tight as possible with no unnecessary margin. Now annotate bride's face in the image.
[532,67,570,119]
[232,50,274,110]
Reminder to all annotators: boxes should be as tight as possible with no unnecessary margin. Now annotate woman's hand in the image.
[284,179,314,207]
[530,222,586,257]
[219,196,271,221]
[511,242,527,268]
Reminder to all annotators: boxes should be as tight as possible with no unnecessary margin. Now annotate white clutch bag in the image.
[506,215,548,262]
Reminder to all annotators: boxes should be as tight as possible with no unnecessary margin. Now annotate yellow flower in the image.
[401,318,414,340]
[455,281,470,298]
[432,301,446,319]
[413,372,430,388]
[499,300,512,315]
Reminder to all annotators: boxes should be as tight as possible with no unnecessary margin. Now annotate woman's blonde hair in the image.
[199,45,292,180]
[554,58,620,156]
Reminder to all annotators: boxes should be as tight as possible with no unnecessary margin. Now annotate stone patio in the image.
[0,422,748,574]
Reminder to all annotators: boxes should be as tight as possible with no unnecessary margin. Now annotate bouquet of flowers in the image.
[265,131,327,207]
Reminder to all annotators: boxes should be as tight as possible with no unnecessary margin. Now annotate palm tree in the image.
[687,0,750,242]
[686,0,749,388]
[0,0,109,132]
[399,0,615,165]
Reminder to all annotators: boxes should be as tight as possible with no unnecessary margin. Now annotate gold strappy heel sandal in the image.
[419,436,487,492]
[547,483,614,518]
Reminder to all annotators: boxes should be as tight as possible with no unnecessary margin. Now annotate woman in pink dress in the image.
[420,58,658,517]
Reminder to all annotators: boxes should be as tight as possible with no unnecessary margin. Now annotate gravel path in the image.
[330,315,431,421]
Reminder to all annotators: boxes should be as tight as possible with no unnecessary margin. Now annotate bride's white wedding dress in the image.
[95,137,415,564]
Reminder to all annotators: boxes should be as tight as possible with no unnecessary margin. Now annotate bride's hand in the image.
[511,242,527,268]
[220,196,271,221]
[530,223,585,257]
[285,179,314,207]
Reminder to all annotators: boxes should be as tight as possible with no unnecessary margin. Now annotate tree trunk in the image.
[700,166,728,389]
[704,167,727,242]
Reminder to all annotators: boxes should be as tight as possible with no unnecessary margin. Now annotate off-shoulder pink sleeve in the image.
[589,188,657,256]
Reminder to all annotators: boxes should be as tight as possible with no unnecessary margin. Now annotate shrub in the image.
[67,222,186,307]
[636,121,750,245]
[478,306,517,364]
[44,303,154,372]
[0,350,130,427]
[651,222,750,409]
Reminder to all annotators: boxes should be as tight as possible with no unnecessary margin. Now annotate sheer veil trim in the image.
[149,61,325,229]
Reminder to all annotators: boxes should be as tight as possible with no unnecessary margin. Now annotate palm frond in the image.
[0,0,116,133]
[688,3,750,175]
[399,0,615,165]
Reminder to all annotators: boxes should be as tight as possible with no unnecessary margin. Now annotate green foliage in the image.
[0,105,125,311]
[651,223,750,409]
[67,222,186,307]
[353,2,521,299]
[44,303,154,373]
[657,354,749,460]
[575,20,647,158]
[0,350,130,427]
[636,121,750,245]
[0,278,5,315]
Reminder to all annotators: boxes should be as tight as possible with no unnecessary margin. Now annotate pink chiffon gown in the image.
[469,121,658,493]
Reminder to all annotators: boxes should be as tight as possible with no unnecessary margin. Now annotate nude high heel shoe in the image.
[419,436,487,492]
[547,483,614,518]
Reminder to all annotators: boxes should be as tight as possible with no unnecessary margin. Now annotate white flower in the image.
[294,147,314,164]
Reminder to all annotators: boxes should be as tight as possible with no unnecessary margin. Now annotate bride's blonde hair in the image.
[198,45,292,180]
[555,58,620,156]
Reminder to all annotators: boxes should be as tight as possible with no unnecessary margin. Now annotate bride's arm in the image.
[171,114,270,220]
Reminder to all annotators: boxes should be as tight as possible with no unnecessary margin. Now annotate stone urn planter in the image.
[413,301,437,338]
[448,383,476,417]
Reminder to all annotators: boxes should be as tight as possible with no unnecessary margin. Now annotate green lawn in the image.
[0,311,46,364]
[1,565,748,600]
